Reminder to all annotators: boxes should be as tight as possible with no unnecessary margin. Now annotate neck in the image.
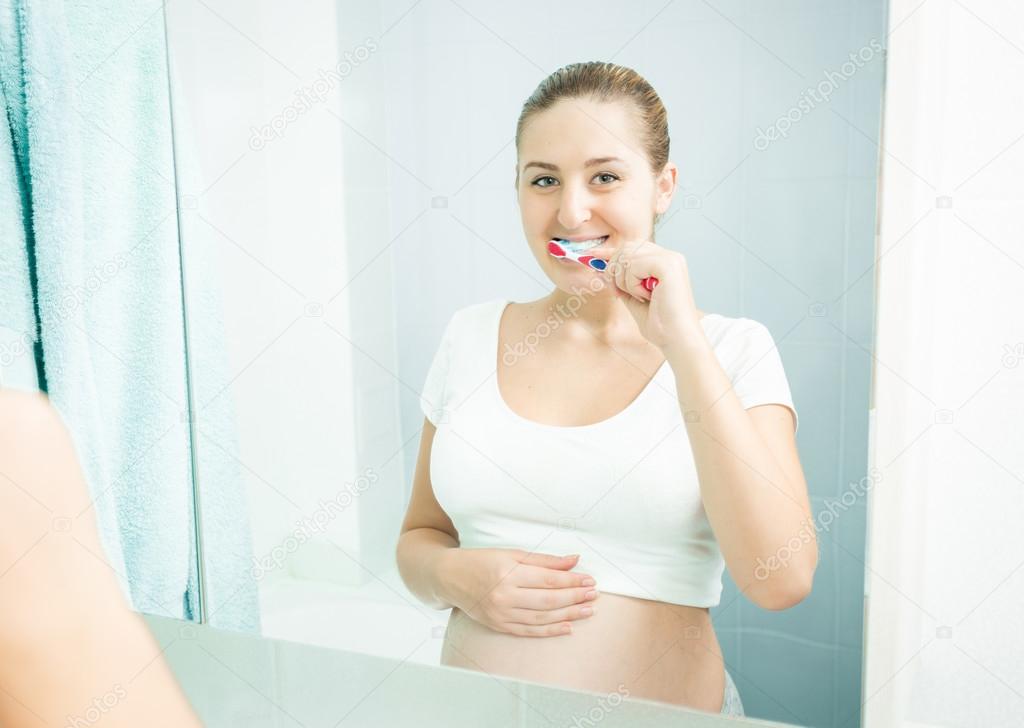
[542,286,644,347]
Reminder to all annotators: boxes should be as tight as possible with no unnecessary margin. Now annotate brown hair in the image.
[514,61,670,185]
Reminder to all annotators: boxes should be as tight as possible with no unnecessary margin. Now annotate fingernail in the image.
[585,590,598,599]
[581,606,594,616]
[581,577,595,586]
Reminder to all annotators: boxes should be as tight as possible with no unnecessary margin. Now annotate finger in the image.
[619,257,646,301]
[586,241,623,272]
[630,264,652,300]
[517,552,580,570]
[613,247,628,292]
[516,585,599,611]
[515,564,596,589]
[503,621,575,637]
[507,602,596,627]
[591,243,643,300]
[623,252,657,300]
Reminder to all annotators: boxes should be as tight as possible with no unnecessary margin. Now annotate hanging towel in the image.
[0,64,41,391]
[0,0,137,604]
[0,0,259,631]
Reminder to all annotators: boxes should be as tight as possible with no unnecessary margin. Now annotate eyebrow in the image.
[522,156,625,172]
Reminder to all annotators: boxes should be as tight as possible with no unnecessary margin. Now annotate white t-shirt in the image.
[419,298,798,608]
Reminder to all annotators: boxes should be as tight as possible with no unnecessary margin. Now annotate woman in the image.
[396,61,816,717]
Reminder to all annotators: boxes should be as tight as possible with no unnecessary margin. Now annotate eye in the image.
[530,172,620,188]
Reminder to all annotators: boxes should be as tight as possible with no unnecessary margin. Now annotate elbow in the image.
[760,581,812,611]
[748,537,819,611]
[751,567,816,611]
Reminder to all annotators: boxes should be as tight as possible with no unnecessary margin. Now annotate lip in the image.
[551,234,609,243]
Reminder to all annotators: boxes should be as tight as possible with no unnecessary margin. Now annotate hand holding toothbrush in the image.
[546,239,659,291]
[548,237,704,352]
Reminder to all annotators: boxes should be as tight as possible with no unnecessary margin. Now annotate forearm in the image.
[396,527,461,610]
[664,333,816,609]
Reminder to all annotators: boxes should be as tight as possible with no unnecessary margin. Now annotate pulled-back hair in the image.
[515,61,670,182]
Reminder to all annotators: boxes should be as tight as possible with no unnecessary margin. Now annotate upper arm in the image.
[747,403,816,557]
[399,417,459,542]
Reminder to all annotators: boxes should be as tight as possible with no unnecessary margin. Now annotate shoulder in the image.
[0,390,76,461]
[427,299,508,357]
[701,312,772,346]
[442,298,508,336]
[0,389,59,435]
[701,315,786,379]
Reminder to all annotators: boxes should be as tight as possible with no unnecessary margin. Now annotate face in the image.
[515,97,677,293]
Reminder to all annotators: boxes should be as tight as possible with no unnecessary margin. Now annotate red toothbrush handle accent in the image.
[641,276,659,292]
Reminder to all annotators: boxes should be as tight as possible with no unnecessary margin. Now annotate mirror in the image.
[167,1,887,724]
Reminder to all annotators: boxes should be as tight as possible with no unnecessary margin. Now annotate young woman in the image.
[396,61,816,717]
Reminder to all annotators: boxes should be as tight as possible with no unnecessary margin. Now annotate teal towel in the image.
[0,0,258,631]
[0,1,41,391]
[0,0,138,605]
[0,78,39,391]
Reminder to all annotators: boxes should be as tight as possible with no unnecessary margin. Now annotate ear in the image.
[654,161,678,215]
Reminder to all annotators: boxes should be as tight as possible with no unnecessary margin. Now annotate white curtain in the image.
[866,1,1024,726]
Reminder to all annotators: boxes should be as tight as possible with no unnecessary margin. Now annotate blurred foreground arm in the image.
[0,389,202,727]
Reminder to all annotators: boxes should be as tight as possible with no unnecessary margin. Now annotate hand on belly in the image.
[442,548,601,636]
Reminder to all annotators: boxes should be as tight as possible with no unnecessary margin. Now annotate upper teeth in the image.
[561,236,607,250]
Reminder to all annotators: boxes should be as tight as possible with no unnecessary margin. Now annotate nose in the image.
[556,179,592,231]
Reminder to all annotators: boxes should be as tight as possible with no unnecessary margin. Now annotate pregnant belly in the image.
[440,592,726,713]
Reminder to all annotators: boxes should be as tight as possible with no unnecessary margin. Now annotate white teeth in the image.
[561,236,607,250]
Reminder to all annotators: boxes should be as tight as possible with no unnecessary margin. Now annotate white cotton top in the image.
[419,298,798,608]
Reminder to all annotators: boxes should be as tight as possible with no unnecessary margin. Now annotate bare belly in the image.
[440,592,726,713]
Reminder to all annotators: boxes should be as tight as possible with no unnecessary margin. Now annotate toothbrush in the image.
[547,239,660,292]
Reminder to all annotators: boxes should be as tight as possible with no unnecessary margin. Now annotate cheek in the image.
[519,196,554,231]
[602,198,645,230]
